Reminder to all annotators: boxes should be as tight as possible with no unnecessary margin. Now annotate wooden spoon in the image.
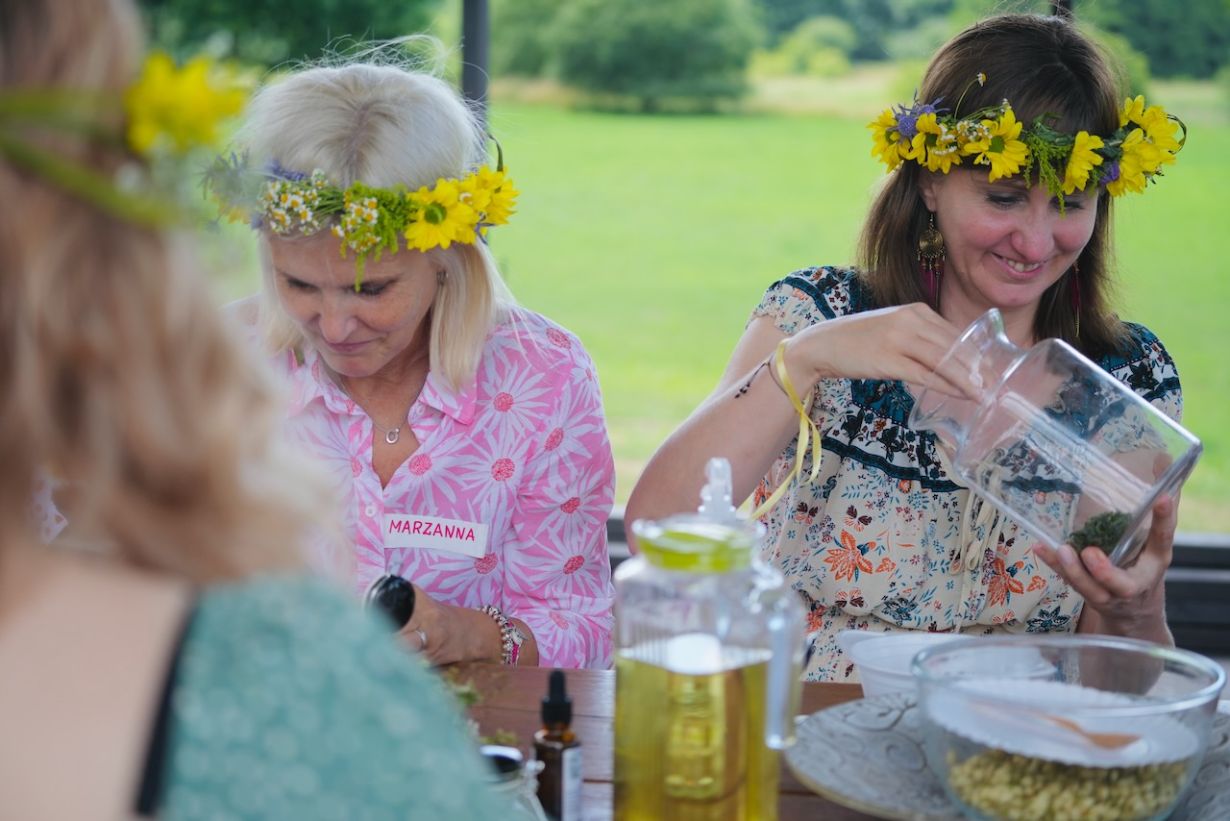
[1036,713,1140,750]
[970,701,1142,750]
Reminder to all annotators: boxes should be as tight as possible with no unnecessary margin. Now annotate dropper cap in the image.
[541,669,572,726]
[697,457,738,524]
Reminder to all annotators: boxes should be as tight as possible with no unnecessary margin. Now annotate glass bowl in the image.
[912,635,1225,821]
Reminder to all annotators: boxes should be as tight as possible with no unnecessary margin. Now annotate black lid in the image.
[363,574,415,629]
[479,744,524,779]
[541,668,572,726]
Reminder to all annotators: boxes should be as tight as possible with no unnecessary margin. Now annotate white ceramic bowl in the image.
[837,630,972,697]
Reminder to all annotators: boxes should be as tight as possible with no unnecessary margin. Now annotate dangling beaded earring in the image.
[918,212,945,310]
[1069,262,1082,340]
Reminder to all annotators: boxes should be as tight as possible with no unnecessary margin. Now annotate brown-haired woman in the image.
[628,13,1185,681]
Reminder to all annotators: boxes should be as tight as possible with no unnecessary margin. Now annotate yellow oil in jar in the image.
[613,641,779,821]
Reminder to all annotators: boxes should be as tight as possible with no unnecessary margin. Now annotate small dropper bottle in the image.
[534,669,581,821]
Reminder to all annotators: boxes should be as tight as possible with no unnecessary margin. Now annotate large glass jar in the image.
[613,460,805,821]
[910,309,1202,566]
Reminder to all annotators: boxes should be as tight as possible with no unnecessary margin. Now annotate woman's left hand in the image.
[397,586,478,666]
[1034,496,1176,644]
[396,585,538,666]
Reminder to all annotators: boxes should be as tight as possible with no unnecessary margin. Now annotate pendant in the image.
[385,428,401,445]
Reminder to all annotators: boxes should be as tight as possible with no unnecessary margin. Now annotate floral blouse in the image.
[276,307,616,669]
[751,267,1183,681]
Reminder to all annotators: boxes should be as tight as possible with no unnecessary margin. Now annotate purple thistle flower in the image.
[1100,160,1120,186]
[265,160,308,181]
[893,98,944,140]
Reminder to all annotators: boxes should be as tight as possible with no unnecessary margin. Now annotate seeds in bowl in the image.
[947,748,1189,821]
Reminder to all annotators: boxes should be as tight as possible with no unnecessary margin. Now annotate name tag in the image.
[383,513,489,558]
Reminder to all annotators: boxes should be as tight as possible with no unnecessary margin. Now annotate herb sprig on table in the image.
[441,669,519,747]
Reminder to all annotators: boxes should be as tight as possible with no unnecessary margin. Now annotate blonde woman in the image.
[227,61,616,669]
[0,1,514,817]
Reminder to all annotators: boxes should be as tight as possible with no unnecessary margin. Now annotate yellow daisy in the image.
[403,179,479,252]
[913,113,962,173]
[1142,110,1180,146]
[1140,114,1181,170]
[457,168,493,213]
[868,108,904,170]
[1119,95,1147,129]
[1121,97,1181,171]
[963,106,1028,182]
[1062,131,1104,194]
[481,169,519,226]
[124,52,246,156]
[1107,129,1152,196]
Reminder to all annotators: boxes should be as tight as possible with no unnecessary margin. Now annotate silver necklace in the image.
[370,417,403,445]
[335,381,407,445]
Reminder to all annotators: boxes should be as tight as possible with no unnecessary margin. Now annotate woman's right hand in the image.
[627,301,970,526]
[788,302,971,398]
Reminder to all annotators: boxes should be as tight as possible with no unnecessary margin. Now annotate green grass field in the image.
[215,77,1230,531]
[485,91,1230,532]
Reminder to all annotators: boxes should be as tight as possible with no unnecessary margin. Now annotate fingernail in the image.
[1058,544,1078,567]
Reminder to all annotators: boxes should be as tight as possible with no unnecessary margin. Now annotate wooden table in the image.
[452,662,881,821]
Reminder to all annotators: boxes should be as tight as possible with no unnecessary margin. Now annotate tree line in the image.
[139,0,1228,112]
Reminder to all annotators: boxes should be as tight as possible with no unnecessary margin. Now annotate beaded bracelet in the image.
[479,604,524,665]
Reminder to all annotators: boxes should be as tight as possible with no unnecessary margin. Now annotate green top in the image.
[161,576,518,820]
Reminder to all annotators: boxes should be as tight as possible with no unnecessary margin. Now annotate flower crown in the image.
[868,75,1184,203]
[0,51,247,224]
[205,150,518,283]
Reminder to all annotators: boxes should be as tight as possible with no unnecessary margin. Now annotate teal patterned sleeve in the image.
[1101,322,1183,424]
[163,577,516,820]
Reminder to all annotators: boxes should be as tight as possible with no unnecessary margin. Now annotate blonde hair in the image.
[241,60,514,390]
[0,0,334,582]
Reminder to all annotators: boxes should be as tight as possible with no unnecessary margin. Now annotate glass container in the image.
[613,458,805,821]
[909,309,1202,566]
[480,744,549,821]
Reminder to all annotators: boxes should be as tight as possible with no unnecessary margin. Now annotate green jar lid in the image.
[630,516,762,573]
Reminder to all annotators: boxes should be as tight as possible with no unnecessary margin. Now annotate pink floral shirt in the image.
[277,307,616,668]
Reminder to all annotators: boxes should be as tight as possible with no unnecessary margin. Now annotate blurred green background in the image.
[147,0,1230,531]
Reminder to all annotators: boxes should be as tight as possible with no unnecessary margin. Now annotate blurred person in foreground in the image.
[209,53,615,669]
[627,13,1187,681]
[0,1,517,816]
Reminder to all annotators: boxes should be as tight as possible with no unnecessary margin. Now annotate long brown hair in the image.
[0,0,333,581]
[857,13,1128,358]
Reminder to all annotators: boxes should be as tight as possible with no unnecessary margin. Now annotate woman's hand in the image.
[397,587,484,666]
[1035,496,1176,645]
[628,302,972,526]
[397,586,538,666]
[790,302,972,398]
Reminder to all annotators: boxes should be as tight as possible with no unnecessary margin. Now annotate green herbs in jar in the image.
[1068,511,1131,552]
[947,749,1188,821]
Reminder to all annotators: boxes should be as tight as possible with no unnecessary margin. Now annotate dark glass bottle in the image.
[534,669,582,820]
